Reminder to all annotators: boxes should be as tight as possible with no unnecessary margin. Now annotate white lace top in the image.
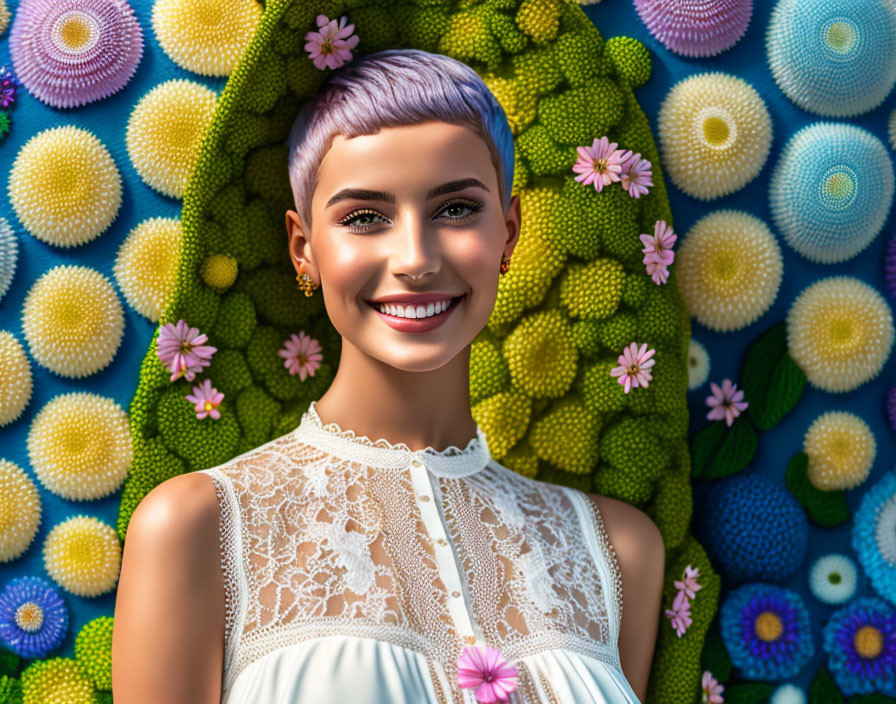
[199,400,640,704]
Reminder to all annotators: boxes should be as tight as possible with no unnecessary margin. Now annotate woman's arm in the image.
[112,472,226,703]
[588,494,665,703]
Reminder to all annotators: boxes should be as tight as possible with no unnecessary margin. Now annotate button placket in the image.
[408,454,480,645]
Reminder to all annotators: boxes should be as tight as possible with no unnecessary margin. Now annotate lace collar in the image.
[294,400,492,478]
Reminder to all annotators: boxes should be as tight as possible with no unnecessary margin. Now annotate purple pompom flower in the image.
[634,0,753,58]
[10,0,144,109]
[0,576,69,658]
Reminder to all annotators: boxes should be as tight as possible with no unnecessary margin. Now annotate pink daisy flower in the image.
[278,332,323,381]
[610,342,656,393]
[156,319,217,382]
[705,379,749,427]
[640,220,677,285]
[665,589,692,638]
[620,151,654,198]
[701,670,725,704]
[185,379,224,420]
[674,565,703,600]
[456,645,518,704]
[572,136,625,192]
[304,14,360,70]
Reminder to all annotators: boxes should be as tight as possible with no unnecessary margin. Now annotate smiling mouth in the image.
[365,294,465,318]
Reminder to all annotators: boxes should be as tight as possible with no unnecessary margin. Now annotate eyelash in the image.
[338,198,483,233]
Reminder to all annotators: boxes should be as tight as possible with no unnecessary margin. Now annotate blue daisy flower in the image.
[769,123,894,265]
[720,582,814,681]
[767,0,896,117]
[0,575,68,658]
[853,470,896,606]
[823,596,896,696]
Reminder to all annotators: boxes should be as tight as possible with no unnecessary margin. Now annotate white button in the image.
[451,590,461,598]
[436,538,448,546]
[411,459,422,467]
[420,494,431,502]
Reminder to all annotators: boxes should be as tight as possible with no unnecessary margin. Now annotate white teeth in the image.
[376,298,454,318]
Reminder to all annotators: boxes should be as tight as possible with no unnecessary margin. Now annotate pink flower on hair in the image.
[457,646,518,704]
[305,14,360,70]
[705,378,749,427]
[185,379,224,420]
[572,136,626,192]
[701,670,725,704]
[156,319,217,382]
[278,332,323,381]
[610,342,656,393]
[674,565,703,600]
[640,220,676,285]
[619,151,654,198]
[665,589,692,638]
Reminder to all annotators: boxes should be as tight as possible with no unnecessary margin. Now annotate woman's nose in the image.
[390,213,439,281]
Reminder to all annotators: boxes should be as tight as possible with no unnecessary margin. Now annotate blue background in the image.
[0,0,892,697]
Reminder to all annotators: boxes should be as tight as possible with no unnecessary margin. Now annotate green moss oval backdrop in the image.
[118,1,711,700]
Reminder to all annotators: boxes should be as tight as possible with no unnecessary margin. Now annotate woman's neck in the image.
[314,340,478,452]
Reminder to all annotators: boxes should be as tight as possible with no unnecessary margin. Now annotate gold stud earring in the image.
[296,262,319,297]
[499,255,511,275]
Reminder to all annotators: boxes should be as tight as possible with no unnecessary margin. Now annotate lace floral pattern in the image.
[200,401,624,697]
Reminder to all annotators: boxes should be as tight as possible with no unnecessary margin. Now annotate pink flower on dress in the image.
[674,565,703,600]
[619,151,654,198]
[705,379,749,427]
[665,589,692,638]
[701,670,725,704]
[305,14,360,70]
[278,332,323,381]
[610,342,656,393]
[185,379,224,420]
[156,319,217,382]
[572,136,625,192]
[640,220,676,285]
[457,645,519,704]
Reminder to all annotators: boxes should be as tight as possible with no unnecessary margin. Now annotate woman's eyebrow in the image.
[325,178,491,209]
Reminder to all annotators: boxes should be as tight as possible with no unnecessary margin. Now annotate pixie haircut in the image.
[286,48,515,233]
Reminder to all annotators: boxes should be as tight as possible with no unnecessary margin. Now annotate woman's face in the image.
[286,121,521,372]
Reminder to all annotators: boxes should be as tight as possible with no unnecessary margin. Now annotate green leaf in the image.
[810,667,846,704]
[851,694,896,703]
[691,417,758,479]
[785,452,850,528]
[699,629,732,683]
[724,682,775,704]
[0,649,17,679]
[742,323,806,431]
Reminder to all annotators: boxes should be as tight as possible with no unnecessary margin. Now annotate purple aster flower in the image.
[10,0,144,109]
[706,379,749,427]
[156,319,217,383]
[572,136,626,193]
[185,378,224,420]
[0,576,68,658]
[720,582,814,681]
[305,14,359,71]
[634,0,753,58]
[619,151,654,198]
[823,596,896,696]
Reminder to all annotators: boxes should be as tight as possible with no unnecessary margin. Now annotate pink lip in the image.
[369,295,464,333]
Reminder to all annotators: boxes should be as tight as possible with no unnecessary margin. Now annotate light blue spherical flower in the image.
[0,216,15,303]
[853,470,896,606]
[809,554,858,605]
[770,683,806,704]
[0,575,68,658]
[769,123,894,264]
[720,582,814,681]
[767,0,896,117]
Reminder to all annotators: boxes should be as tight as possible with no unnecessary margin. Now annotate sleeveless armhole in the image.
[198,467,248,695]
[561,488,625,660]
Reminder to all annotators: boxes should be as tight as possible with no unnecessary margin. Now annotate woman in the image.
[112,48,664,704]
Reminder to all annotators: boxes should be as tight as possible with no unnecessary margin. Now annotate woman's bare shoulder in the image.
[112,472,225,703]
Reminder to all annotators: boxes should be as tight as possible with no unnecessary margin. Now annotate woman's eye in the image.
[339,199,482,232]
[340,210,388,231]
[439,199,482,220]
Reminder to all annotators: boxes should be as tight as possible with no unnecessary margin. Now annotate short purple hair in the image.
[287,48,515,232]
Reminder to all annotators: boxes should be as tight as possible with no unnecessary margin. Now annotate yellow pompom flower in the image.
[8,126,122,247]
[803,411,875,491]
[27,393,132,501]
[200,253,238,292]
[152,0,263,77]
[0,460,41,562]
[787,277,894,393]
[0,330,33,425]
[676,210,783,332]
[0,0,9,36]
[658,72,772,200]
[74,616,114,690]
[43,516,121,597]
[21,657,96,704]
[21,265,125,378]
[126,79,218,198]
[113,217,183,321]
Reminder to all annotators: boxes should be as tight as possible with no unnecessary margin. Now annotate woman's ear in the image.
[286,209,319,282]
[504,194,522,259]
